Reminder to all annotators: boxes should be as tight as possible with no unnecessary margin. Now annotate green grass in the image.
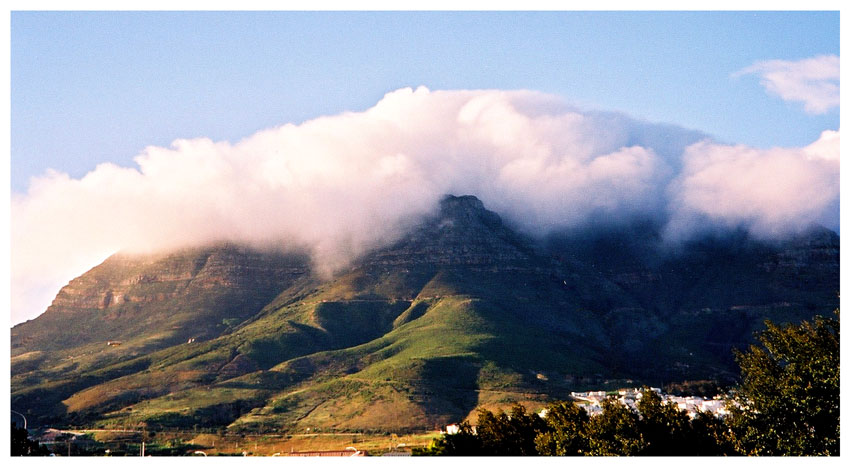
[14,266,610,431]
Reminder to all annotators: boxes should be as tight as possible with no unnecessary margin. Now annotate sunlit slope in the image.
[89,266,608,432]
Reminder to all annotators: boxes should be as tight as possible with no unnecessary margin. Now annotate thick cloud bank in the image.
[11,87,839,324]
[666,130,839,240]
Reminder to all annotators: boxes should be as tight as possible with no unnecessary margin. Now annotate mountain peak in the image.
[440,194,485,211]
[357,194,531,270]
[438,194,502,228]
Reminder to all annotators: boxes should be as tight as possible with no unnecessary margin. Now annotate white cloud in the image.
[10,87,840,324]
[666,129,839,240]
[734,55,839,114]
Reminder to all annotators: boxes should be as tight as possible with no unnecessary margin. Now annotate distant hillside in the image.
[11,195,839,432]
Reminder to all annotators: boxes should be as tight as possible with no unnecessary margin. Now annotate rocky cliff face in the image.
[48,246,307,312]
[362,195,539,270]
[546,222,839,311]
[759,226,839,291]
[11,245,310,354]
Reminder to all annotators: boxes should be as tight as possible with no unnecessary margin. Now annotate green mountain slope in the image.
[11,195,839,432]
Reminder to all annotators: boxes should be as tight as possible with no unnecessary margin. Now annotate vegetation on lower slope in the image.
[77,279,604,433]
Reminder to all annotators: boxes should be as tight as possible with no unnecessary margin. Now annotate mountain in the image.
[10,195,839,432]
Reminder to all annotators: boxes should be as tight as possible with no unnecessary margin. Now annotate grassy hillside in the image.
[51,260,608,432]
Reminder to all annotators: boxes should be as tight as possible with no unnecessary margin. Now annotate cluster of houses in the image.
[568,387,735,418]
[443,387,737,434]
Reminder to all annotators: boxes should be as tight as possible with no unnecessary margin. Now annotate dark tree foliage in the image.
[535,400,589,455]
[432,421,482,455]
[635,388,693,455]
[427,397,737,456]
[729,312,839,456]
[690,410,738,455]
[632,388,737,455]
[475,404,547,456]
[430,405,546,456]
[11,424,50,456]
[585,398,645,455]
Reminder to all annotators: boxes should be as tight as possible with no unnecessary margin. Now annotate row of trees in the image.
[418,312,839,456]
[419,390,737,456]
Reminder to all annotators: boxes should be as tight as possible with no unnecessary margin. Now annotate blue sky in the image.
[10,10,839,193]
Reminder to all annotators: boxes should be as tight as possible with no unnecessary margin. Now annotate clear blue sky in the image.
[11,11,840,193]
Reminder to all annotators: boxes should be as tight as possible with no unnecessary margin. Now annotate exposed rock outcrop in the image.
[362,195,538,270]
[11,245,310,353]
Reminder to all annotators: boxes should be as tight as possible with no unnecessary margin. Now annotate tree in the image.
[428,404,547,455]
[634,387,737,455]
[535,400,589,455]
[730,312,839,455]
[430,421,482,455]
[689,410,737,456]
[635,388,693,455]
[585,398,645,455]
[11,424,49,456]
[475,404,546,456]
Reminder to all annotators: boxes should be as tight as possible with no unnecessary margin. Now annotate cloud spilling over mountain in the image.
[11,87,839,324]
